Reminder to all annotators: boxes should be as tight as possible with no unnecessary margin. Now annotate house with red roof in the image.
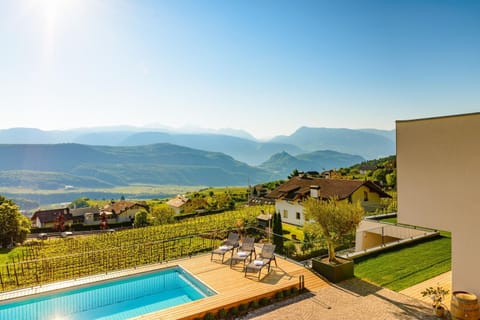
[31,207,72,229]
[166,195,190,214]
[102,200,149,224]
[266,175,391,226]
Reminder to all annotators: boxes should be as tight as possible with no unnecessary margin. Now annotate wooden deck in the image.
[399,271,452,306]
[134,253,329,320]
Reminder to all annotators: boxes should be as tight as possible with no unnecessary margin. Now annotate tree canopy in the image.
[303,196,364,263]
[0,195,31,247]
[134,210,149,228]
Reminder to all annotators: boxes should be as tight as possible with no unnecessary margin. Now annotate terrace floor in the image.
[136,253,327,319]
[137,253,437,320]
[400,271,452,306]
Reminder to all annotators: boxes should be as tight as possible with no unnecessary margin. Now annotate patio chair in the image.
[230,237,256,269]
[244,243,277,280]
[210,232,240,263]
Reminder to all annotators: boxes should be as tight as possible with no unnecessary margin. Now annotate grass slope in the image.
[354,235,451,291]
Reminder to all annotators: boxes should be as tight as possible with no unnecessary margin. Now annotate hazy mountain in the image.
[270,127,395,160]
[358,128,396,142]
[259,150,364,178]
[0,128,60,144]
[0,143,272,188]
[0,126,395,164]
[119,132,303,165]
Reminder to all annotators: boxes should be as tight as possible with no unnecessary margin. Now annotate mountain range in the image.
[0,126,394,165]
[0,126,395,191]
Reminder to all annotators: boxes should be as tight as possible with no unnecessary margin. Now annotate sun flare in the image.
[24,0,84,57]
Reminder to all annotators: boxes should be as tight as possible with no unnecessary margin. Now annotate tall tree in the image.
[0,195,31,247]
[272,212,284,254]
[303,197,364,263]
[150,204,176,225]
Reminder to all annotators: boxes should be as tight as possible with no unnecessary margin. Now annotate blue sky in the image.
[1,0,479,139]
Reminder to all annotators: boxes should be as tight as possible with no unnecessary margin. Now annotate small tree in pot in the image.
[421,286,449,317]
[304,196,364,263]
[304,196,363,282]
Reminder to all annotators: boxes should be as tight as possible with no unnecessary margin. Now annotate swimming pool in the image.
[0,266,216,320]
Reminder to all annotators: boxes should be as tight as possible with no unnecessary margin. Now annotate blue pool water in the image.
[0,266,215,320]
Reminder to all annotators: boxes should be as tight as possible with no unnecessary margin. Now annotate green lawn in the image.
[354,234,451,291]
[282,223,304,241]
[377,217,397,224]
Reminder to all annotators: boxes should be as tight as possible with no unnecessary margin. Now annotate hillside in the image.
[119,132,303,165]
[259,150,364,177]
[0,143,272,188]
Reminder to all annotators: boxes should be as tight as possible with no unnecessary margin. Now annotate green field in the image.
[354,234,451,291]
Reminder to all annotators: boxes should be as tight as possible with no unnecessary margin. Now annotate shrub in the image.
[250,300,260,308]
[204,313,215,320]
[239,303,248,311]
[229,306,238,316]
[275,291,284,300]
[217,308,227,319]
[259,297,269,306]
[291,287,299,294]
[283,288,291,297]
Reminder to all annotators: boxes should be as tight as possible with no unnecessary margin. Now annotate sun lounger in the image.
[230,237,256,269]
[245,243,277,280]
[210,232,240,263]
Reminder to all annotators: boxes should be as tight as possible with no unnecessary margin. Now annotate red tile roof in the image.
[266,176,390,201]
[103,201,148,214]
[31,208,71,223]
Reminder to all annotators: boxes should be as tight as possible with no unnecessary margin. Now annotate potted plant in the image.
[421,286,449,318]
[303,196,364,283]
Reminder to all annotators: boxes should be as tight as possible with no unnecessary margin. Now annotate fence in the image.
[0,233,223,292]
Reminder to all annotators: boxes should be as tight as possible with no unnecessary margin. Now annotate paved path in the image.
[240,278,438,320]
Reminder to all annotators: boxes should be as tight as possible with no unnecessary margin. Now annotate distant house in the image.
[31,207,72,229]
[358,165,377,175]
[102,200,149,224]
[70,207,100,225]
[266,176,391,226]
[166,195,190,214]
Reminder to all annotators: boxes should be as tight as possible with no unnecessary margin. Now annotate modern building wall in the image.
[396,112,480,297]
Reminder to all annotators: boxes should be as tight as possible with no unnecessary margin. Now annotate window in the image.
[283,210,288,219]
[364,191,369,202]
[296,212,301,220]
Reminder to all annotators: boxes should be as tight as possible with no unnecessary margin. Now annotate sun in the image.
[23,0,85,58]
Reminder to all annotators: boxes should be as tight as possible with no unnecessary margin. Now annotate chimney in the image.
[310,185,320,198]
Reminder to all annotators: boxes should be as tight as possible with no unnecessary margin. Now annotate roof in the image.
[166,195,189,208]
[103,201,148,214]
[31,208,72,223]
[248,197,275,206]
[70,207,100,216]
[266,176,391,201]
[257,213,273,221]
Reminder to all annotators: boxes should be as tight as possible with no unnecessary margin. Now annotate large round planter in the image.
[311,257,354,283]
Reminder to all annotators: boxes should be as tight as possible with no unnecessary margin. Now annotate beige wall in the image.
[397,113,480,297]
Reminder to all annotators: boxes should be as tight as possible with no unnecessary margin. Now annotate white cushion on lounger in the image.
[237,251,248,257]
[219,245,229,250]
[254,260,264,266]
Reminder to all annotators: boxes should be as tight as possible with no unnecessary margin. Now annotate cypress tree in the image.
[272,212,284,254]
